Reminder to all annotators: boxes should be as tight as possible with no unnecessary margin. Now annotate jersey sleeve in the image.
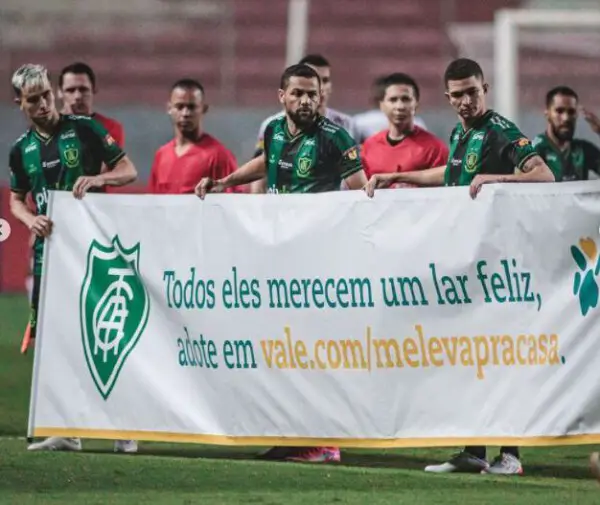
[489,125,537,170]
[76,117,126,169]
[262,120,276,161]
[9,144,29,193]
[112,121,125,149]
[582,141,600,176]
[330,128,363,179]
[254,117,272,157]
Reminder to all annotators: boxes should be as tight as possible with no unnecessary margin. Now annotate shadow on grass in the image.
[81,444,594,481]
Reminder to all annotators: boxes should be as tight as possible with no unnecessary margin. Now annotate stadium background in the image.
[1,0,600,291]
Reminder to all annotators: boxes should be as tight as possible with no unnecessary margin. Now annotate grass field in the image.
[1,293,600,504]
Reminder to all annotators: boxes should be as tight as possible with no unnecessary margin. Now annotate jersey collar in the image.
[31,114,64,144]
[284,115,320,140]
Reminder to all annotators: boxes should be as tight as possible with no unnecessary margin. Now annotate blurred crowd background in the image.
[1,0,600,291]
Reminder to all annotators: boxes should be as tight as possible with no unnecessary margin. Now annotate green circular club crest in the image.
[297,157,312,178]
[465,153,478,173]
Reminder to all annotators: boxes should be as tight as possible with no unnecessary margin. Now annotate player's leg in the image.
[590,452,600,483]
[484,446,523,475]
[21,243,35,354]
[27,247,82,452]
[424,446,489,473]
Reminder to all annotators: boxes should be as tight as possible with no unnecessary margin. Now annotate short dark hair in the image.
[546,85,578,107]
[376,72,420,102]
[59,62,96,91]
[280,64,321,90]
[444,58,484,87]
[298,54,330,68]
[171,78,205,95]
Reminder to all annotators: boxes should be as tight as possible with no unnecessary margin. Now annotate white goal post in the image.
[494,8,600,125]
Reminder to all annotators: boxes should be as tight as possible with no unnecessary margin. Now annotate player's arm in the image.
[364,166,445,197]
[8,147,52,237]
[94,156,137,187]
[72,118,137,198]
[330,129,368,191]
[195,153,266,199]
[214,145,243,193]
[583,141,600,177]
[469,131,554,198]
[9,192,51,237]
[249,178,267,194]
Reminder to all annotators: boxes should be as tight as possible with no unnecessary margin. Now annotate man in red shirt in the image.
[361,73,448,187]
[149,78,238,194]
[58,62,125,148]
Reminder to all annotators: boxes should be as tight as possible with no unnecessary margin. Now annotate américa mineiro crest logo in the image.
[80,236,149,400]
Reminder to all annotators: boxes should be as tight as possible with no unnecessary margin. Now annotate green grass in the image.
[0,294,33,436]
[1,294,600,504]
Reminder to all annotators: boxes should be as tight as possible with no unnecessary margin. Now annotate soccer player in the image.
[250,54,355,193]
[195,63,367,462]
[364,59,554,475]
[353,75,428,144]
[21,62,128,350]
[8,63,138,453]
[58,62,124,148]
[148,78,238,194]
[361,73,448,184]
[532,86,600,181]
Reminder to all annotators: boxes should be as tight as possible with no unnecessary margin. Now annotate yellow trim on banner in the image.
[32,428,600,447]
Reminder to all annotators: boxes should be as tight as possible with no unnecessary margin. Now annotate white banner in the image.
[29,184,600,447]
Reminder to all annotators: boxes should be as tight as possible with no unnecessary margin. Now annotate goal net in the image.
[493,8,600,140]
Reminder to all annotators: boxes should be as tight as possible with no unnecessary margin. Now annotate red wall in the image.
[0,185,147,293]
[0,186,30,292]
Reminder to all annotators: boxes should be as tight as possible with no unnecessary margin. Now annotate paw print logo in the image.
[571,237,600,316]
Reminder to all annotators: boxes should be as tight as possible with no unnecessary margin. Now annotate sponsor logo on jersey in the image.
[24,143,37,154]
[272,133,286,142]
[277,160,294,171]
[42,159,61,169]
[60,130,77,140]
[105,133,115,146]
[473,132,485,141]
[516,138,530,147]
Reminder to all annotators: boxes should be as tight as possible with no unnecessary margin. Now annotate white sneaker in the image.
[424,451,489,473]
[27,437,82,452]
[482,453,523,475]
[114,440,138,453]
